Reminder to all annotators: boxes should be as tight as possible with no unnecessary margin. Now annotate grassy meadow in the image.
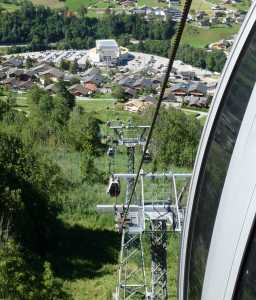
[182,23,240,48]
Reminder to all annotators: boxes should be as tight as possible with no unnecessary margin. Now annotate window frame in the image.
[179,5,256,300]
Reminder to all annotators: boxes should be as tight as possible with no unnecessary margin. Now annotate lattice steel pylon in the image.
[107,121,150,300]
[98,121,192,300]
[116,230,147,300]
[115,147,148,300]
[150,220,168,300]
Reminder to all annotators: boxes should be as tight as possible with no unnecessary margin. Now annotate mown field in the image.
[181,23,240,48]
[0,0,169,11]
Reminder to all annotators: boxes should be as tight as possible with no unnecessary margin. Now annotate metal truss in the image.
[99,121,191,300]
[150,220,168,300]
[115,231,147,300]
[108,122,149,300]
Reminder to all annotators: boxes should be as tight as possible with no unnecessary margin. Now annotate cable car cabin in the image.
[107,176,121,197]
[107,147,115,157]
[143,150,152,163]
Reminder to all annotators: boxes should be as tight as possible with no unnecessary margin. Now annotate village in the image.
[117,0,247,26]
[0,39,219,113]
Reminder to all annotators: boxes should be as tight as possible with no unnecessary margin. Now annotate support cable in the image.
[121,0,193,227]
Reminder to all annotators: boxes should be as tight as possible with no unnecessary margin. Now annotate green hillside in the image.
[182,24,240,48]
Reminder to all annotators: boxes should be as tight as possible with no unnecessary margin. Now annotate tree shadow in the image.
[48,221,120,280]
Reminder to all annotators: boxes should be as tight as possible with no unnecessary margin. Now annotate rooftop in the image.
[96,39,119,49]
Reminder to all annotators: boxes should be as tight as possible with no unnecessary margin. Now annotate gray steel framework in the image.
[98,171,191,300]
[109,122,149,300]
[100,121,191,300]
[150,220,168,300]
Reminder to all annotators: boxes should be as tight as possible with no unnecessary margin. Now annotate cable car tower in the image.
[106,120,150,300]
[98,121,191,300]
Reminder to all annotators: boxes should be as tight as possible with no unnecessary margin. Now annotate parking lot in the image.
[7,48,219,84]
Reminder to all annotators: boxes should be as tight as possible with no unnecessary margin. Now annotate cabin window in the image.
[184,24,256,300]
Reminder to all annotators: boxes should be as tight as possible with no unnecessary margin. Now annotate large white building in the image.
[179,2,256,300]
[93,39,120,63]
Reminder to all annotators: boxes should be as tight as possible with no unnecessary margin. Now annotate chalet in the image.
[1,78,33,91]
[39,68,64,85]
[188,82,207,97]
[179,71,196,81]
[2,77,14,85]
[184,95,209,108]
[124,87,137,98]
[44,84,59,94]
[144,7,154,15]
[83,67,101,77]
[98,86,112,94]
[188,96,200,107]
[84,82,97,94]
[7,68,32,81]
[163,88,177,102]
[118,76,136,89]
[131,7,146,15]
[214,10,225,17]
[68,84,89,97]
[2,58,23,68]
[199,18,211,27]
[0,72,6,81]
[223,17,234,25]
[152,77,162,85]
[83,73,104,86]
[31,63,53,74]
[140,95,156,102]
[0,66,10,73]
[64,73,77,82]
[154,8,165,17]
[1,78,19,89]
[196,11,208,21]
[233,11,243,18]
[132,78,154,90]
[236,15,246,23]
[7,68,22,77]
[207,82,218,96]
[198,97,209,107]
[170,83,189,96]
[17,80,34,91]
[165,8,182,21]
[210,17,220,25]
[184,95,199,107]
[26,70,37,79]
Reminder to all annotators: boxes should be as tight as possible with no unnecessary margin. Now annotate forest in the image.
[0,1,227,72]
[0,82,202,299]
[0,1,176,49]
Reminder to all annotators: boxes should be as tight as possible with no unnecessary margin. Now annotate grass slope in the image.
[32,0,64,8]
[182,24,240,48]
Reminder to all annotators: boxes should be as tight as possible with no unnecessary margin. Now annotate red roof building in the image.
[84,82,97,93]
